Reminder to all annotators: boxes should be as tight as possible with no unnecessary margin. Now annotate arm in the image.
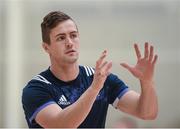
[35,86,100,128]
[35,50,112,128]
[117,42,158,120]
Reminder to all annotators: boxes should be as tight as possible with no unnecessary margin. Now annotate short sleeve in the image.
[106,73,129,104]
[22,81,56,126]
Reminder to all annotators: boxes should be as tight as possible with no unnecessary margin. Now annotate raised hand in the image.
[92,50,112,91]
[120,42,158,82]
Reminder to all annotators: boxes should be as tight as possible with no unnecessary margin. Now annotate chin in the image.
[66,57,78,64]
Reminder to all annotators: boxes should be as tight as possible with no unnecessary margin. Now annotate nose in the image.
[65,37,73,48]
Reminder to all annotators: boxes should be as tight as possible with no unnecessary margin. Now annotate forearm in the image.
[137,80,158,119]
[56,85,100,127]
[37,51,112,128]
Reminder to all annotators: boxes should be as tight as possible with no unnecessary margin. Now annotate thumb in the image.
[120,63,132,72]
[120,63,142,79]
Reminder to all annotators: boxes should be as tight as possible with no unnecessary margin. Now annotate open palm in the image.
[121,43,158,81]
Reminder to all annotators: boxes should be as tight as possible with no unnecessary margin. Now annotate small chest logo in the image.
[58,95,71,105]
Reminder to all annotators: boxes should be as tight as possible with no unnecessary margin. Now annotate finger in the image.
[120,63,143,78]
[100,62,112,76]
[120,63,132,72]
[99,50,107,60]
[152,55,158,65]
[98,62,112,76]
[100,61,108,69]
[149,45,154,62]
[144,42,149,59]
[96,50,107,67]
[104,62,112,74]
[134,43,141,60]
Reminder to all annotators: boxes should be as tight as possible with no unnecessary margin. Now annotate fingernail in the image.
[103,50,107,53]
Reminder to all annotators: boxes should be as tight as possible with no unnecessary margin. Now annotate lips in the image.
[65,49,76,54]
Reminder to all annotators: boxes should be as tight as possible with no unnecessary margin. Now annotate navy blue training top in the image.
[22,65,129,128]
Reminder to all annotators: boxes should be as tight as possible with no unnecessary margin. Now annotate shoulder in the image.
[23,69,52,96]
[30,74,52,85]
[105,73,128,89]
[106,73,123,83]
[79,65,95,77]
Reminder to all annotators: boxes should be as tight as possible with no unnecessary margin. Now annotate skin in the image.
[42,19,80,82]
[36,19,158,128]
[118,43,158,119]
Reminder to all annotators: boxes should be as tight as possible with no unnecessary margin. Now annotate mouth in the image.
[65,50,76,54]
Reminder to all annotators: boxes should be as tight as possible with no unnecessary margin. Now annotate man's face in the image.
[45,19,80,65]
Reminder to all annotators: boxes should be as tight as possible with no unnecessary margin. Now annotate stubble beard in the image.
[64,54,79,64]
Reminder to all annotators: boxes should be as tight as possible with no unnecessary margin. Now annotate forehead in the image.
[50,19,78,36]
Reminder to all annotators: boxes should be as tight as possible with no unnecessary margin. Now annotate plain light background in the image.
[0,0,180,127]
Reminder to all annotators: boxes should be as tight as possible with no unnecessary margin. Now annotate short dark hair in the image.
[41,11,73,44]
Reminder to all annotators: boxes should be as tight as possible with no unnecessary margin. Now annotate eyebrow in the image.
[55,31,78,38]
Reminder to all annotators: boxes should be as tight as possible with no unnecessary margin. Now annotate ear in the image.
[42,42,50,53]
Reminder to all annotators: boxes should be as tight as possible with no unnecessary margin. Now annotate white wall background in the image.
[0,0,180,127]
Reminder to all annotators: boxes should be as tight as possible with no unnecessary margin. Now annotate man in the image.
[22,11,158,128]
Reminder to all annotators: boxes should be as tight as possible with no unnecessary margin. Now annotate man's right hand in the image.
[91,50,112,91]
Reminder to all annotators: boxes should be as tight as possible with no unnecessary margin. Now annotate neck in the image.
[50,62,79,82]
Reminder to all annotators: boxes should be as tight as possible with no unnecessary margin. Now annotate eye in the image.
[71,33,78,39]
[56,36,65,41]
